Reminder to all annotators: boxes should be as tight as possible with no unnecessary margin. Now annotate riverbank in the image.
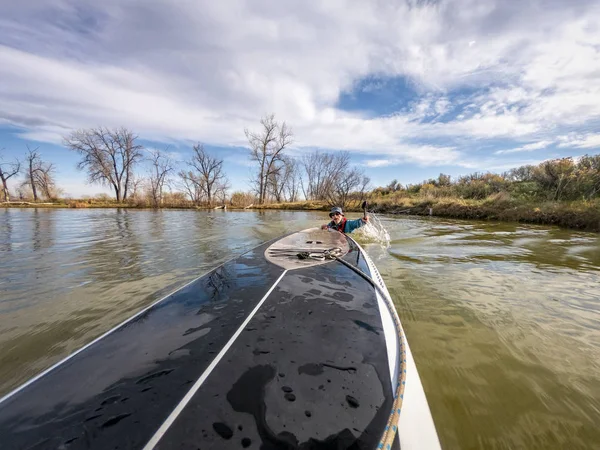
[3,196,600,232]
[368,196,600,232]
[252,196,600,232]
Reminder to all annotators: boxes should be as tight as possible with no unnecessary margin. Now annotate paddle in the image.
[361,200,368,219]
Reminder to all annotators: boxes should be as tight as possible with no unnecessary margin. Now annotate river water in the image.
[1,208,599,448]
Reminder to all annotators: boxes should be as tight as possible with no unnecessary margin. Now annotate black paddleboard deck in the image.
[0,229,399,450]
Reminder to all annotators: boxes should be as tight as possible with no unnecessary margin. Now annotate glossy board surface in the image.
[0,231,397,450]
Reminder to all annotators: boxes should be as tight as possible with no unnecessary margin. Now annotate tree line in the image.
[0,115,370,208]
[6,113,597,208]
[375,155,600,202]
[0,146,57,202]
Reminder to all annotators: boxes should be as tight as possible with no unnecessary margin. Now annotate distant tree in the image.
[284,157,301,202]
[147,148,175,207]
[64,127,144,202]
[301,151,359,204]
[95,193,112,201]
[302,151,332,200]
[22,147,56,200]
[437,173,452,187]
[245,114,293,204]
[326,167,370,209]
[505,165,535,182]
[215,178,231,206]
[532,158,576,200]
[576,154,600,199]
[129,175,145,200]
[386,179,401,192]
[182,143,228,206]
[266,155,297,203]
[178,169,203,204]
[230,191,257,208]
[0,150,20,201]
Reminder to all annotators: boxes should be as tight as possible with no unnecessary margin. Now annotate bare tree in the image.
[284,157,301,202]
[0,150,20,202]
[178,170,203,204]
[245,114,293,204]
[267,156,301,202]
[36,165,59,199]
[215,178,231,206]
[302,151,353,201]
[300,150,370,208]
[129,174,145,200]
[302,151,328,200]
[64,127,144,202]
[267,160,286,203]
[25,147,40,201]
[147,148,175,207]
[22,147,56,201]
[325,167,369,208]
[184,144,228,206]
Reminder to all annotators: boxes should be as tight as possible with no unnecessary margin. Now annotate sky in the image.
[1,0,600,197]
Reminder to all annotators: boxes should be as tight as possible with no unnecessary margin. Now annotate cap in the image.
[329,206,344,218]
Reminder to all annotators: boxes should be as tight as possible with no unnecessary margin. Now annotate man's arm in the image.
[345,217,368,233]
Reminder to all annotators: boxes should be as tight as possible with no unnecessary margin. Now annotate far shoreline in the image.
[3,198,600,233]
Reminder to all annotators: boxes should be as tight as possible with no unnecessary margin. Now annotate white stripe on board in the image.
[142,269,288,450]
[0,238,281,406]
[355,240,399,389]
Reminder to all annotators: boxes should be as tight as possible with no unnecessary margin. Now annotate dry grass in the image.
[368,193,600,231]
[68,201,89,208]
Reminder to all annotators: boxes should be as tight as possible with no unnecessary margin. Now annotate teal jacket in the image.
[327,217,366,234]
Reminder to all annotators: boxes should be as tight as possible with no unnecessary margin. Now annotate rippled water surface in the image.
[1,208,599,449]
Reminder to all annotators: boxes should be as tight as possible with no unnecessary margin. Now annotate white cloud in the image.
[557,133,600,149]
[366,159,393,168]
[495,140,554,155]
[0,0,599,174]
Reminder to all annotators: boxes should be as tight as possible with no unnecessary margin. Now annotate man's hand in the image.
[321,224,329,230]
[363,215,370,222]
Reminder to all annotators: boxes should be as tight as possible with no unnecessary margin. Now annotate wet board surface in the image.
[0,229,399,450]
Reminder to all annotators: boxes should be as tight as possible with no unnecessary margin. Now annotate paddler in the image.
[321,206,369,233]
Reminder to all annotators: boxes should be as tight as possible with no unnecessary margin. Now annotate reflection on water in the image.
[0,210,599,448]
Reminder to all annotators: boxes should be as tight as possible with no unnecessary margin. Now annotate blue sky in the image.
[1,0,600,197]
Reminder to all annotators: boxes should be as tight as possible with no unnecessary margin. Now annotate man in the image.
[321,206,369,233]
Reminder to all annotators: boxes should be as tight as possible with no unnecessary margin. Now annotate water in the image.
[1,208,599,448]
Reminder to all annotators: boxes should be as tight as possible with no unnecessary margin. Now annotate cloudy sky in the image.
[1,0,600,196]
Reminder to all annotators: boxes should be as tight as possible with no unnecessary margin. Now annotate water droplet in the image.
[101,413,131,428]
[281,386,293,393]
[241,437,252,448]
[101,395,121,405]
[213,422,233,440]
[346,395,360,408]
[284,393,296,402]
[305,410,312,417]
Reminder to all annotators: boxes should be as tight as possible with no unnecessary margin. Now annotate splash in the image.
[356,212,391,249]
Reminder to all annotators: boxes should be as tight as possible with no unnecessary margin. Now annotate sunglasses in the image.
[330,212,342,217]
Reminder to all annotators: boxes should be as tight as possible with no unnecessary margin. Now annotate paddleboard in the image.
[0,228,440,449]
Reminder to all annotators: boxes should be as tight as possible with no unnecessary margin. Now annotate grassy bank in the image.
[367,195,600,232]
[252,195,600,232]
